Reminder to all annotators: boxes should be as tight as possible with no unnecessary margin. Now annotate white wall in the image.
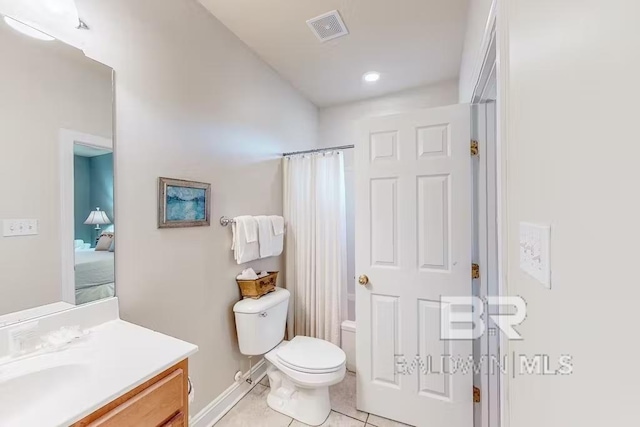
[504,1,640,425]
[319,81,459,149]
[318,80,459,320]
[458,0,494,102]
[0,23,112,315]
[75,0,318,416]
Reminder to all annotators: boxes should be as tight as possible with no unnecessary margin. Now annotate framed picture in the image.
[158,177,211,228]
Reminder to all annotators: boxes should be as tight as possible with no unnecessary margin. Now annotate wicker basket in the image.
[236,272,278,299]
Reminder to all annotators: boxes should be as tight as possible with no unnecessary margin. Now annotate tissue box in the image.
[236,272,278,299]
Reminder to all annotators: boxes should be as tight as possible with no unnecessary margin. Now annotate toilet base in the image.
[265,364,331,426]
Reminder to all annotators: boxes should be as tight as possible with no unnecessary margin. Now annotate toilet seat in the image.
[276,336,346,374]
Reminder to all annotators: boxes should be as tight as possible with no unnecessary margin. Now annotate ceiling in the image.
[199,0,469,107]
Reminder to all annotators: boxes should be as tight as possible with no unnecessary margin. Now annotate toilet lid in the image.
[277,336,346,374]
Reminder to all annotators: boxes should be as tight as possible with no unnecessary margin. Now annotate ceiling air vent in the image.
[306,10,349,42]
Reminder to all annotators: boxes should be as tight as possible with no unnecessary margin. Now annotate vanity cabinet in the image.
[72,359,189,427]
[163,412,186,427]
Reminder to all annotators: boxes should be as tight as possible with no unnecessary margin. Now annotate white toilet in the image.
[233,287,346,426]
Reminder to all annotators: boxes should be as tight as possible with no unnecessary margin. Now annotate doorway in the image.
[471,23,500,427]
[59,129,114,305]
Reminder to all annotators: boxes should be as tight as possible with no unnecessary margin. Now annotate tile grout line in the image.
[330,408,370,425]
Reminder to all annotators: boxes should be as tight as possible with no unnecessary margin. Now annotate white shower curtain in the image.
[283,151,347,346]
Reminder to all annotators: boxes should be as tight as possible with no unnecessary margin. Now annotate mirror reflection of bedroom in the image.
[73,143,114,305]
[0,17,114,319]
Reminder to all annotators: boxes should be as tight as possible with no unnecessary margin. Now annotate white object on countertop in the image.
[8,322,39,354]
[237,268,259,280]
[41,326,87,349]
[7,325,88,361]
[231,216,260,264]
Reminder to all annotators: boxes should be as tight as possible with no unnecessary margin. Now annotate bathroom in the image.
[2,1,640,427]
[0,0,464,423]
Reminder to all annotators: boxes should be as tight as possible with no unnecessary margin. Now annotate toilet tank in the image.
[233,287,290,355]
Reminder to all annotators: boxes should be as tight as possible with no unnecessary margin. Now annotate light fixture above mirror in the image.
[3,16,54,40]
[0,0,87,48]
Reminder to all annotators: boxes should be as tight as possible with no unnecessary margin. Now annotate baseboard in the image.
[190,359,267,427]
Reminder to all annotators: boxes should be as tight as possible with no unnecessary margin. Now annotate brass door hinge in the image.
[473,386,481,403]
[472,263,480,279]
[471,140,479,156]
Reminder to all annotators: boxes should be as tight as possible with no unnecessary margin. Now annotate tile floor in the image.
[214,371,412,427]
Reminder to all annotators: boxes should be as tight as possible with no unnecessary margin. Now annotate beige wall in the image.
[76,0,318,415]
[318,80,459,320]
[504,0,640,425]
[458,0,494,102]
[0,23,112,315]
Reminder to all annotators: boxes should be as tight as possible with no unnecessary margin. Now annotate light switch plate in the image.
[2,219,39,237]
[519,222,551,288]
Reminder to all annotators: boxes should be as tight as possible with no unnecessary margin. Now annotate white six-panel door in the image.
[355,104,472,427]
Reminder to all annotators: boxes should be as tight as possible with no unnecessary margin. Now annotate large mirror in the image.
[0,16,114,323]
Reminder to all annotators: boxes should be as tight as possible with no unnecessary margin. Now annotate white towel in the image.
[237,268,259,280]
[256,216,273,258]
[269,216,284,256]
[232,216,260,264]
[270,216,285,235]
[254,215,284,259]
[238,215,258,243]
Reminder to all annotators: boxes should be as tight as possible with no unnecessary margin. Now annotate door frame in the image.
[59,128,113,304]
[469,1,510,427]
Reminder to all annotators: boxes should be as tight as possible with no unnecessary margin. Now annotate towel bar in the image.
[220,216,235,226]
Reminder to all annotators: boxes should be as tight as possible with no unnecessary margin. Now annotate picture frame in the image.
[158,177,211,228]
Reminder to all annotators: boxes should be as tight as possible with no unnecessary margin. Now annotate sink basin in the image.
[0,348,91,423]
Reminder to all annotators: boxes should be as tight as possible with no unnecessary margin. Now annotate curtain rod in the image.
[282,144,354,157]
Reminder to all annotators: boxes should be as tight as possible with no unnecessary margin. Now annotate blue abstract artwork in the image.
[165,185,206,221]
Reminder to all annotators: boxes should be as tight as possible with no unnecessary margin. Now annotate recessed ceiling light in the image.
[3,16,55,41]
[363,71,381,83]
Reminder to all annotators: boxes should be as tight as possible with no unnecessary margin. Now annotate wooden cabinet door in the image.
[72,360,189,427]
[88,369,184,427]
[162,412,185,427]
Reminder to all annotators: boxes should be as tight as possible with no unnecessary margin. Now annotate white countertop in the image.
[0,319,198,427]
